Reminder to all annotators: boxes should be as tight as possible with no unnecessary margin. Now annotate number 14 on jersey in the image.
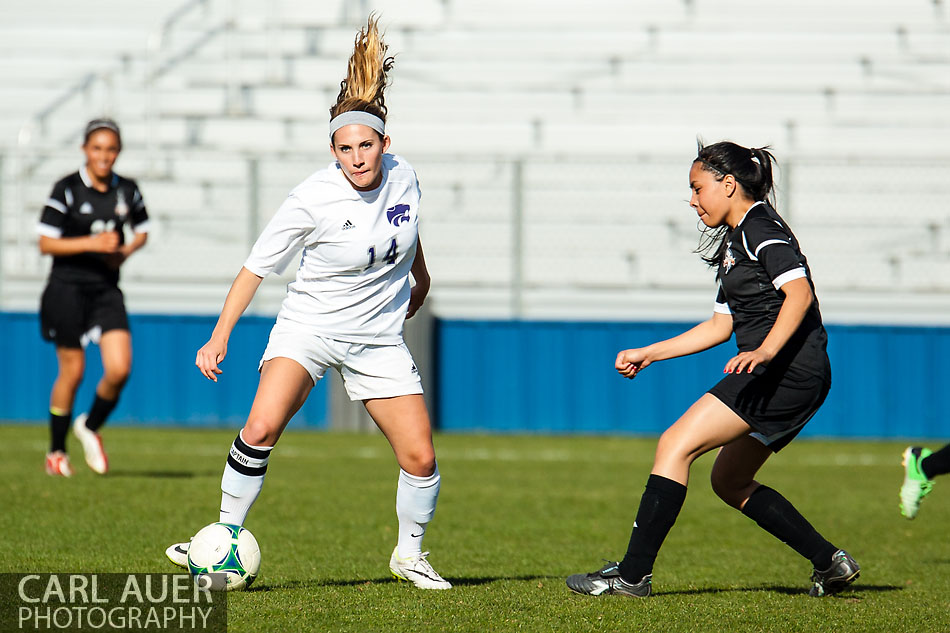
[366,238,398,269]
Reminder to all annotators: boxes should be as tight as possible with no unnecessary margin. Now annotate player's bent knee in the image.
[654,433,696,470]
[58,359,85,382]
[402,452,436,478]
[709,472,747,508]
[241,421,280,447]
[56,370,84,389]
[709,472,730,499]
[103,367,131,388]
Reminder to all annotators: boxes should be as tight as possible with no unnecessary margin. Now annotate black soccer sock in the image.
[84,393,119,432]
[49,410,71,453]
[741,485,838,570]
[618,474,688,583]
[921,444,950,479]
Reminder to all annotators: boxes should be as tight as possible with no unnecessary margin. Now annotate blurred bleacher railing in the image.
[2,0,949,324]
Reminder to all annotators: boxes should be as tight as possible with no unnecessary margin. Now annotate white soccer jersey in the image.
[244,154,420,344]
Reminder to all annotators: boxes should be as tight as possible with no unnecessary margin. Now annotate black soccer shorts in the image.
[708,369,830,453]
[40,278,129,348]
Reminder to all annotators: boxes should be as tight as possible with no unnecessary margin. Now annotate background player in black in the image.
[37,118,149,476]
[567,141,859,598]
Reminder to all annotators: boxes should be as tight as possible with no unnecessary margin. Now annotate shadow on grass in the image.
[106,469,219,479]
[657,583,902,597]
[249,575,563,592]
[248,576,902,596]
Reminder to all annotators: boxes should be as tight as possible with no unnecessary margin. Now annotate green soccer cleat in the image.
[900,446,934,520]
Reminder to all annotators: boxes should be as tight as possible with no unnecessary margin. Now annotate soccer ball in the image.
[186,522,261,591]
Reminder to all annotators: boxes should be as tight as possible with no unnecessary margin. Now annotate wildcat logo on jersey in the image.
[386,204,411,227]
[722,247,736,275]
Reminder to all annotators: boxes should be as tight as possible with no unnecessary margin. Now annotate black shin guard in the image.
[85,394,118,432]
[742,485,838,570]
[618,474,688,583]
[49,412,71,453]
[921,443,950,479]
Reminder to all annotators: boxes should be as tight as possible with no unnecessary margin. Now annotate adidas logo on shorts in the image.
[342,220,355,230]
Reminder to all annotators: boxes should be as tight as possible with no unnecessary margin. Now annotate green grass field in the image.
[2,424,949,633]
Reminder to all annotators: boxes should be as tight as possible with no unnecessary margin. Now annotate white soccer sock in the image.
[395,464,441,558]
[219,430,272,526]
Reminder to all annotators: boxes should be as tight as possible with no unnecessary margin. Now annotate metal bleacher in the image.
[1,0,949,324]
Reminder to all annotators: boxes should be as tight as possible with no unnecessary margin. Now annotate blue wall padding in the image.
[436,319,950,440]
[0,312,327,428]
[3,312,947,439]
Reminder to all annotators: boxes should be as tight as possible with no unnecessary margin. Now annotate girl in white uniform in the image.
[166,16,450,590]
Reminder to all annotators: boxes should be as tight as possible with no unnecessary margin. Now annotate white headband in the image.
[329,111,385,138]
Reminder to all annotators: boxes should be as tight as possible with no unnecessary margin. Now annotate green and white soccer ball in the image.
[187,522,261,591]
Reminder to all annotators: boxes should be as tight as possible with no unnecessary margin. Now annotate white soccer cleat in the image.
[389,547,452,590]
[45,451,73,477]
[165,541,190,569]
[73,413,109,474]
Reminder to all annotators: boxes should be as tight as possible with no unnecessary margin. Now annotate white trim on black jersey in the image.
[713,301,732,315]
[754,239,790,259]
[741,231,792,263]
[45,198,67,214]
[37,223,63,238]
[772,267,807,290]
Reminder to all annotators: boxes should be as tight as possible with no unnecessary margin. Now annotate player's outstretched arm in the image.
[616,312,733,379]
[196,267,264,382]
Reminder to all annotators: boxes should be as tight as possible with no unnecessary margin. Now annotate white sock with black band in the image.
[219,430,272,526]
[395,464,441,558]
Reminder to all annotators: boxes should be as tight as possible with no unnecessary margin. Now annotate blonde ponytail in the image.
[330,14,394,123]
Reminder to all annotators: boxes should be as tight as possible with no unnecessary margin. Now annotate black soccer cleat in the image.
[566,561,652,598]
[809,549,860,597]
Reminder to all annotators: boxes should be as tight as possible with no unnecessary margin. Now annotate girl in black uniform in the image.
[37,119,150,477]
[567,141,859,598]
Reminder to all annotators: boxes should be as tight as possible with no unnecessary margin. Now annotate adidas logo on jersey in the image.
[342,220,355,230]
[79,202,94,215]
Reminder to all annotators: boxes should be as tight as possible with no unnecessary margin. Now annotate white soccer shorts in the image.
[259,323,423,401]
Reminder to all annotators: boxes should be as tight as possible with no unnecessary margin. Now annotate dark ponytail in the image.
[693,140,778,269]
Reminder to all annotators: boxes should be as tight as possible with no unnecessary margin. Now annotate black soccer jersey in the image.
[713,201,830,381]
[37,166,149,285]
